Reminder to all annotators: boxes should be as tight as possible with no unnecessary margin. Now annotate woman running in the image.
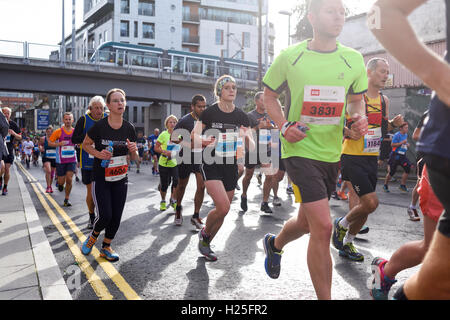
[80,88,138,262]
[192,75,254,261]
[154,115,179,212]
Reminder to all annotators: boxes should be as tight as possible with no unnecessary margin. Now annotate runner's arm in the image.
[71,116,86,144]
[81,134,110,160]
[371,0,450,107]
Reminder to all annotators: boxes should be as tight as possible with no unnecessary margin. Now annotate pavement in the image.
[0,163,71,300]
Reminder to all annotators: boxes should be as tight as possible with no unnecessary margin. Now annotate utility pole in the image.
[258,0,262,90]
[72,0,76,62]
[61,0,66,65]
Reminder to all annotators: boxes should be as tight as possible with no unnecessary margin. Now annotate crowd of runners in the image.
[0,0,448,300]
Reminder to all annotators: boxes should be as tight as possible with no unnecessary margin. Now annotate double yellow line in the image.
[16,162,141,300]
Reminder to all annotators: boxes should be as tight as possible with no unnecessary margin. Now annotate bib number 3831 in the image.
[301,86,345,126]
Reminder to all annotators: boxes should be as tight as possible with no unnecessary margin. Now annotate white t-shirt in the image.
[23,141,34,155]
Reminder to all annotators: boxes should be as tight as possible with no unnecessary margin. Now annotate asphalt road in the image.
[18,160,424,301]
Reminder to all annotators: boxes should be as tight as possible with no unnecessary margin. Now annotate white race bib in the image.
[216,132,238,158]
[363,127,382,153]
[61,145,75,158]
[167,142,181,158]
[45,149,57,159]
[302,86,345,125]
[105,155,128,182]
[259,129,271,145]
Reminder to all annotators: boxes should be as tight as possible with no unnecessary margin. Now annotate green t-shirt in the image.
[263,40,368,163]
[157,130,177,168]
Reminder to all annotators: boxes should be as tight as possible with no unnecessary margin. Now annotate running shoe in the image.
[45,186,51,193]
[286,186,294,194]
[240,194,248,212]
[81,234,97,255]
[2,186,7,196]
[272,196,282,207]
[332,217,348,250]
[370,257,397,300]
[263,233,283,279]
[337,191,348,200]
[358,225,370,234]
[399,185,408,193]
[170,198,177,209]
[256,172,262,185]
[49,186,53,193]
[407,207,420,221]
[191,216,204,230]
[160,201,167,211]
[198,228,217,261]
[339,242,364,261]
[63,199,72,207]
[100,247,120,262]
[261,202,273,214]
[383,185,390,193]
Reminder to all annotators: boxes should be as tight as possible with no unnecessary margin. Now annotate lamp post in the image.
[163,66,173,115]
[279,10,292,46]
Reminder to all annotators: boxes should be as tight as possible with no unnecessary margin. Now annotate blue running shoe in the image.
[370,257,397,300]
[383,185,390,193]
[358,225,370,234]
[100,247,120,262]
[263,233,283,279]
[81,234,97,255]
[332,217,348,250]
[339,242,364,261]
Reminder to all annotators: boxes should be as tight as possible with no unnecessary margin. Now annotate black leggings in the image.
[159,165,178,192]
[92,179,128,240]
[425,154,450,238]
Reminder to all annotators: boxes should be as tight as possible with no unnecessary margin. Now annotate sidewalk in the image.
[0,163,71,300]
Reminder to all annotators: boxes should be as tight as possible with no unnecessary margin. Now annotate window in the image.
[98,32,102,44]
[215,29,223,45]
[133,106,137,123]
[138,0,155,16]
[120,0,129,14]
[120,20,129,37]
[142,23,155,39]
[221,49,228,58]
[134,21,138,38]
[242,32,250,48]
[104,30,108,42]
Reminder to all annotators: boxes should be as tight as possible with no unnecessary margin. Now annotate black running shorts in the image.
[341,154,378,197]
[200,163,238,192]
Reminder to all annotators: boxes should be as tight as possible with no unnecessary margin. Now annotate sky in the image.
[0,0,376,57]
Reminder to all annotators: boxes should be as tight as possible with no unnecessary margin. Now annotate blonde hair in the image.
[164,114,178,128]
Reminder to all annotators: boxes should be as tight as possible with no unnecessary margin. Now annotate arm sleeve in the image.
[49,129,61,142]
[71,116,86,144]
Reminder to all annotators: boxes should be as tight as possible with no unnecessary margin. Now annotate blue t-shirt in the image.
[392,132,408,155]
[148,134,159,150]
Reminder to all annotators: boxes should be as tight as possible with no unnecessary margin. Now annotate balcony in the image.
[182,35,200,45]
[84,0,114,24]
[182,13,200,24]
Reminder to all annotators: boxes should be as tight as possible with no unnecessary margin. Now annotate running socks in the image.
[89,212,95,224]
[269,236,282,253]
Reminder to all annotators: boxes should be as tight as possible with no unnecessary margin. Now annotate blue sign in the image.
[37,109,50,130]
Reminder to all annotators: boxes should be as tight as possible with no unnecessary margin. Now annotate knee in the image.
[311,222,333,243]
[215,201,230,217]
[362,196,379,213]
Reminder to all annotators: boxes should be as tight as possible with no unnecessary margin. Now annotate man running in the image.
[383,122,413,193]
[370,0,450,300]
[72,96,107,228]
[240,91,277,214]
[148,128,160,175]
[49,112,77,207]
[0,107,22,195]
[332,58,404,261]
[173,94,207,227]
[135,131,146,174]
[261,0,368,300]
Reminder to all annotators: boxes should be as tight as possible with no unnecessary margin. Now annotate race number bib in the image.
[259,129,271,145]
[105,155,128,182]
[45,149,57,159]
[61,145,75,158]
[301,86,345,125]
[363,128,382,153]
[167,142,181,158]
[5,135,11,143]
[397,144,408,155]
[216,132,238,158]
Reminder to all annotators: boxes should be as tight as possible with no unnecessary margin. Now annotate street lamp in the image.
[163,66,173,115]
[279,10,292,46]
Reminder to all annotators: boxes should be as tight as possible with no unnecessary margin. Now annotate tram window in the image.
[186,58,203,74]
[173,56,184,73]
[205,61,216,77]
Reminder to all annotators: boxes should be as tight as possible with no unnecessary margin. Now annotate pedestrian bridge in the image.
[0,40,257,106]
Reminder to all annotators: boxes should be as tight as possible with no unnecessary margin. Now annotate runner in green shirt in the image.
[261,0,368,300]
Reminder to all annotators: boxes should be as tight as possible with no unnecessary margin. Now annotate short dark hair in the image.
[106,88,126,104]
[191,94,206,106]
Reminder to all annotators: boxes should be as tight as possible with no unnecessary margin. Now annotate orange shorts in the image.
[418,164,444,222]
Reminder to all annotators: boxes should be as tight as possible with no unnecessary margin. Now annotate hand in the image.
[282,121,308,143]
[99,149,112,160]
[351,113,368,136]
[8,129,15,136]
[347,128,362,141]
[126,139,137,153]
[60,140,69,146]
[201,136,215,147]
[392,114,404,127]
